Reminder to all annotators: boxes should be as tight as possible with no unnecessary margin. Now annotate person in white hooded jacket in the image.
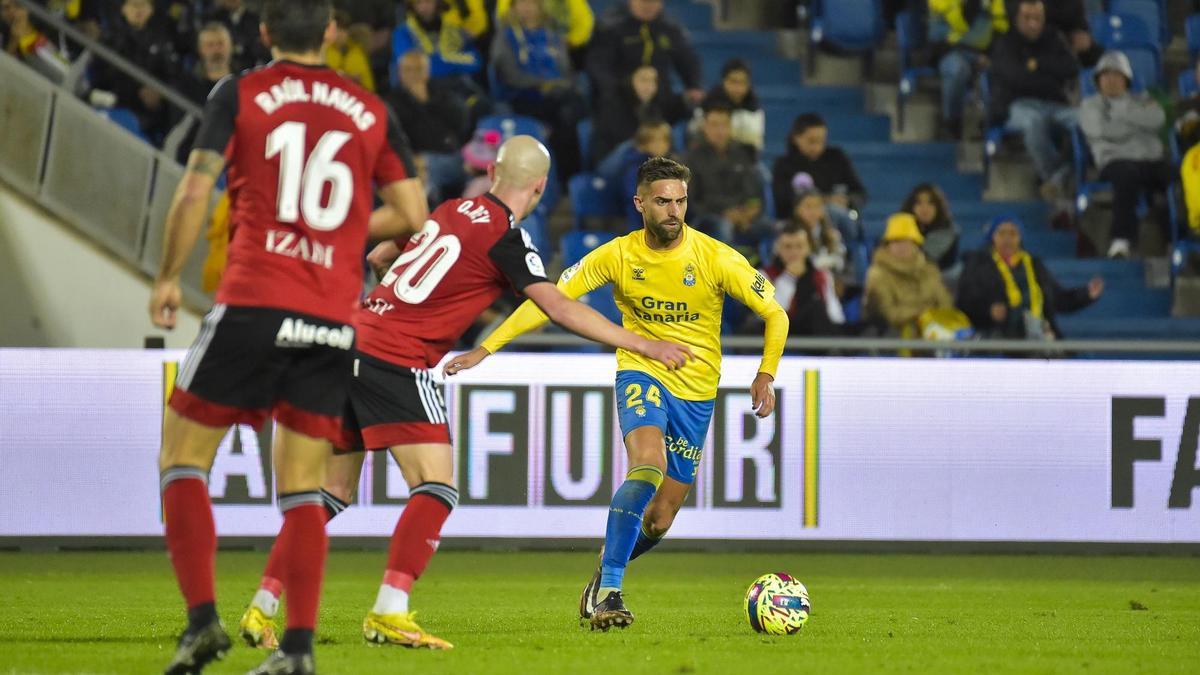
[1078,50,1171,258]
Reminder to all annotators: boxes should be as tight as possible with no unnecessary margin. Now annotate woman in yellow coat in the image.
[865,213,954,335]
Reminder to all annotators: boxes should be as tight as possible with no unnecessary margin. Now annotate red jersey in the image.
[192,60,414,324]
[355,193,548,368]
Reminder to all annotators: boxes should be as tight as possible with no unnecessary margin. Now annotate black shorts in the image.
[339,352,451,452]
[169,304,355,443]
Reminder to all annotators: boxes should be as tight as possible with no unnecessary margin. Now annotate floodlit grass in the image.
[0,550,1197,674]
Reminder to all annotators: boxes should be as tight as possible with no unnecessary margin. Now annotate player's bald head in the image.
[493,135,551,189]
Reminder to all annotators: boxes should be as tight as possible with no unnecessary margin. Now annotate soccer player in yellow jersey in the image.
[445,157,789,630]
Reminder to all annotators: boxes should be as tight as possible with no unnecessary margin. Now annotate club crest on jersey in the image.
[632,266,646,281]
[683,263,696,287]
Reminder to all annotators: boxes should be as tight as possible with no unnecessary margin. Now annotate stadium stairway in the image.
[677,1,1184,338]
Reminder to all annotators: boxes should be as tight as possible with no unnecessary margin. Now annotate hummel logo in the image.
[426,538,440,551]
[632,266,646,280]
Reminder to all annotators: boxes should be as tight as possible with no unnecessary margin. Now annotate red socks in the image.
[274,494,329,631]
[161,467,216,610]
[384,483,458,585]
[260,488,347,596]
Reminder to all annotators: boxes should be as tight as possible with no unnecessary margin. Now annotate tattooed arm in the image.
[149,149,224,328]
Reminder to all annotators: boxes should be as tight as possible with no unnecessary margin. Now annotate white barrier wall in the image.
[1,349,1198,542]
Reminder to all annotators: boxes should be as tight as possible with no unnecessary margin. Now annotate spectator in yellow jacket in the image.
[865,213,954,335]
[328,9,375,91]
[496,0,593,50]
[928,0,1008,139]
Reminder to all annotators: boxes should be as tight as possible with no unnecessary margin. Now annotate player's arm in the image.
[719,248,789,418]
[444,235,692,375]
[522,282,693,368]
[369,105,427,241]
[149,75,236,329]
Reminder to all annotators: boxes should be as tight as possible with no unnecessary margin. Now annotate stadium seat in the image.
[1105,0,1167,45]
[1187,14,1200,61]
[576,118,593,170]
[1179,70,1199,99]
[561,230,616,266]
[567,173,622,229]
[476,114,548,143]
[96,107,147,142]
[1091,12,1156,50]
[1120,45,1162,89]
[807,0,885,77]
[895,8,936,132]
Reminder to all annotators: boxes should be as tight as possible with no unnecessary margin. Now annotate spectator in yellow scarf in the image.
[956,215,1103,339]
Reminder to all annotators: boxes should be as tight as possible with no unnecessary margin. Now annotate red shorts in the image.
[168,304,355,443]
[339,352,451,452]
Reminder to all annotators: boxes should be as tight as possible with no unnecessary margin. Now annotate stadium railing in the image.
[0,0,211,310]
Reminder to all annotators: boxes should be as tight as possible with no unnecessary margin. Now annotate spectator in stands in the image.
[1,0,69,83]
[596,118,673,231]
[758,223,846,336]
[1004,0,1100,67]
[957,215,1102,338]
[389,49,471,202]
[865,213,954,335]
[391,0,487,112]
[171,22,231,162]
[771,112,865,239]
[787,177,848,279]
[591,64,688,168]
[692,58,765,153]
[1177,59,1200,151]
[92,0,179,141]
[327,9,375,91]
[1079,51,1170,259]
[684,101,770,255]
[987,0,1080,201]
[928,0,1008,140]
[45,0,103,41]
[204,0,266,71]
[461,127,502,199]
[491,0,586,181]
[900,183,962,280]
[586,0,703,104]
[496,0,594,62]
[334,0,398,89]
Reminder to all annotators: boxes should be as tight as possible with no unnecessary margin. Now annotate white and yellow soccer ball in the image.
[745,572,811,635]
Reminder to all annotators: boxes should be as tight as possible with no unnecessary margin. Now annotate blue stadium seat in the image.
[476,114,547,142]
[1106,0,1167,45]
[567,173,622,229]
[1179,70,1199,99]
[561,230,616,266]
[1091,12,1156,49]
[577,118,593,170]
[895,8,936,132]
[809,0,885,52]
[1120,45,1162,88]
[1187,14,1200,60]
[96,107,147,142]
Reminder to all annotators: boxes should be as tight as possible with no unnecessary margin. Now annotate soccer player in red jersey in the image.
[148,1,426,673]
[239,135,693,650]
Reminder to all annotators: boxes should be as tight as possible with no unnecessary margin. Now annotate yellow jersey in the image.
[480,225,789,400]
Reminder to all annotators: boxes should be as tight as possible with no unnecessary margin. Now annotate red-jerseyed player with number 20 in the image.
[237,135,694,652]
[148,1,426,673]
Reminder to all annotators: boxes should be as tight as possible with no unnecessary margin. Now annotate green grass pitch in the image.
[1,550,1198,674]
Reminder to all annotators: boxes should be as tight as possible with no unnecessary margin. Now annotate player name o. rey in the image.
[266,229,334,269]
[254,77,378,131]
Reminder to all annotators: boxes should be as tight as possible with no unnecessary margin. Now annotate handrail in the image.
[499,333,1200,354]
[16,0,204,120]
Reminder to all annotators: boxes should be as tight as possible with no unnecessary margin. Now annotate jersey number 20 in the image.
[266,121,352,231]
[379,221,462,304]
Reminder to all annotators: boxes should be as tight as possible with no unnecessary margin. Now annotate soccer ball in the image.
[745,572,811,635]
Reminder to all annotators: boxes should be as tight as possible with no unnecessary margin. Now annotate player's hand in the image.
[443,347,489,376]
[750,372,775,418]
[639,340,694,371]
[149,278,182,329]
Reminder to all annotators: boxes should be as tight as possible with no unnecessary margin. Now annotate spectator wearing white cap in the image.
[1078,50,1170,258]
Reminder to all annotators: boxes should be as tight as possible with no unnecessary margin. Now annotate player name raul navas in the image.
[253,77,379,131]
